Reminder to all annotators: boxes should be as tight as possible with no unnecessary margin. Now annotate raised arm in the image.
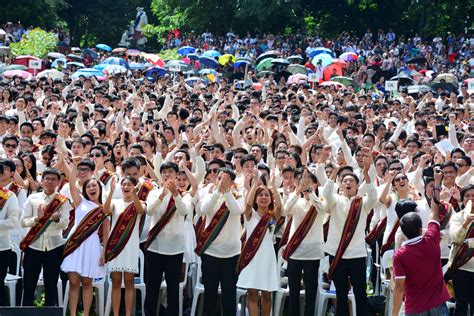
[131,184,145,214]
[103,178,116,216]
[68,157,83,208]
[244,174,259,220]
[379,171,395,207]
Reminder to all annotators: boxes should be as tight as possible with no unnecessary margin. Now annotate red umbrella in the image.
[323,64,344,81]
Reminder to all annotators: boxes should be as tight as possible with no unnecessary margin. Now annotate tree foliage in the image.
[10,28,58,58]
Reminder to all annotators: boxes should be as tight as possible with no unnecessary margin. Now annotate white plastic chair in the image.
[157,260,189,316]
[315,256,356,316]
[62,277,106,316]
[442,265,456,313]
[104,250,146,316]
[5,243,21,306]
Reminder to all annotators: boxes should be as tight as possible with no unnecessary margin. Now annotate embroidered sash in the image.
[328,197,363,280]
[366,209,374,233]
[99,170,115,185]
[20,194,68,251]
[236,211,272,274]
[439,202,453,230]
[282,206,318,260]
[63,205,107,257]
[445,223,474,282]
[8,183,20,196]
[62,209,75,238]
[194,203,230,256]
[380,220,400,255]
[144,197,177,250]
[136,179,154,235]
[194,216,205,238]
[104,202,139,262]
[277,217,292,250]
[365,217,387,246]
[275,216,285,234]
[0,187,10,210]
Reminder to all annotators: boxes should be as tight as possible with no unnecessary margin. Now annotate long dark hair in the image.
[20,152,37,182]
[253,186,275,211]
[82,178,103,203]
[13,156,27,178]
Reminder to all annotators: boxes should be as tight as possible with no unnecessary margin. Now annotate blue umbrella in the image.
[66,62,85,68]
[199,56,220,69]
[185,76,207,86]
[82,48,98,60]
[96,44,112,52]
[71,68,103,78]
[308,47,335,58]
[202,50,221,58]
[233,58,253,69]
[103,57,129,69]
[129,62,145,70]
[93,64,107,71]
[51,58,67,68]
[145,67,168,77]
[311,53,333,67]
[187,53,200,61]
[199,69,217,75]
[177,46,196,56]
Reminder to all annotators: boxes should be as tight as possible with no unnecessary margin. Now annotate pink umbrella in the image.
[332,59,348,67]
[141,53,165,68]
[319,81,346,90]
[287,74,308,84]
[3,70,33,80]
[181,57,199,68]
[339,52,358,62]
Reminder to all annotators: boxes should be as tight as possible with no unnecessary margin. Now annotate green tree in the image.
[10,28,58,58]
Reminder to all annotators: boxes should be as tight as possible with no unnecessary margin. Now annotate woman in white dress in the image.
[61,159,109,316]
[104,176,145,316]
[238,176,282,316]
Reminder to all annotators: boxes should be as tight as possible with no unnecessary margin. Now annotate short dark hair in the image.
[77,159,95,171]
[90,145,107,156]
[0,159,16,173]
[2,135,19,145]
[218,167,236,181]
[160,162,179,174]
[121,157,140,172]
[399,212,422,239]
[42,167,61,180]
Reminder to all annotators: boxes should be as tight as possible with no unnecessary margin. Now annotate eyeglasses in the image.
[385,146,395,151]
[78,167,92,172]
[209,168,219,174]
[389,167,403,171]
[91,153,102,158]
[43,177,59,182]
[4,143,17,149]
[394,176,408,182]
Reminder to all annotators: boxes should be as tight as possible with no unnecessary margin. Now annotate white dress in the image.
[61,198,106,279]
[237,210,279,291]
[107,199,141,274]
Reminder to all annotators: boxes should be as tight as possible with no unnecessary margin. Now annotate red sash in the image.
[63,205,107,257]
[323,216,330,242]
[445,223,474,281]
[99,170,115,185]
[8,183,20,196]
[439,202,453,230]
[365,217,387,246]
[282,206,318,260]
[104,202,140,262]
[275,216,285,234]
[277,217,292,250]
[449,185,461,212]
[58,178,68,191]
[20,194,68,251]
[328,197,363,280]
[380,220,400,255]
[194,203,230,256]
[236,211,272,274]
[63,209,75,238]
[136,179,154,235]
[144,197,177,250]
[194,216,205,238]
[366,209,374,233]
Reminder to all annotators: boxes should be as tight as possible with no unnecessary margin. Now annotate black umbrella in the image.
[407,56,428,64]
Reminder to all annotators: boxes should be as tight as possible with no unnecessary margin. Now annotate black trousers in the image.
[453,269,474,316]
[287,258,320,316]
[0,249,12,306]
[201,254,239,316]
[22,246,64,306]
[329,256,369,316]
[144,251,183,316]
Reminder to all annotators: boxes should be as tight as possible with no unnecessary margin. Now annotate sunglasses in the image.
[4,143,17,149]
[91,153,102,158]
[394,176,408,183]
[78,167,92,172]
[208,168,219,174]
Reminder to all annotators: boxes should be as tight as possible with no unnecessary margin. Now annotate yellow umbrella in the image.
[218,54,236,66]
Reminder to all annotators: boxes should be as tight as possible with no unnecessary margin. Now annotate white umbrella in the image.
[47,52,66,60]
[37,69,65,80]
[102,64,127,75]
[0,29,6,36]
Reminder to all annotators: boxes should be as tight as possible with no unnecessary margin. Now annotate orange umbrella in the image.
[323,64,344,81]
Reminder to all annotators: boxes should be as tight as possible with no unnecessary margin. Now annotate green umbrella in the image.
[287,64,308,75]
[0,64,28,73]
[332,76,354,86]
[256,58,274,72]
[256,70,275,78]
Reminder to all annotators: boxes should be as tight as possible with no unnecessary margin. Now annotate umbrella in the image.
[432,73,457,84]
[51,58,67,68]
[234,58,253,69]
[102,64,128,75]
[185,76,207,86]
[256,71,275,78]
[47,52,66,60]
[407,85,431,95]
[66,54,83,62]
[199,69,217,75]
[71,68,103,78]
[96,44,112,52]
[287,55,304,63]
[199,56,220,69]
[319,81,346,89]
[187,53,200,61]
[3,70,33,80]
[256,51,280,65]
[339,52,358,62]
[145,67,168,77]
[431,82,457,93]
[126,49,140,57]
[218,54,236,65]
[129,62,145,70]
[184,70,199,77]
[112,47,127,53]
[332,76,354,86]
[390,74,414,86]
[1,64,27,73]
[312,53,333,68]
[177,46,196,56]
[166,60,188,72]
[287,74,308,85]
[67,62,85,68]
[287,64,308,75]
[13,55,41,61]
[271,58,290,66]
[93,64,107,71]
[0,29,6,35]
[141,53,165,67]
[82,48,98,60]
[37,69,64,80]
[323,64,344,81]
[202,50,221,59]
[308,47,335,58]
[256,58,274,72]
[332,59,348,67]
[103,57,129,69]
[406,56,428,65]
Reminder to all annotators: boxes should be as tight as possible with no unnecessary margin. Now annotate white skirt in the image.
[61,233,105,279]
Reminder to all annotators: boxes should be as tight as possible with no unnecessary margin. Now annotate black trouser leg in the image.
[219,255,238,316]
[453,269,474,316]
[144,251,166,316]
[163,253,183,316]
[302,259,319,316]
[348,257,369,316]
[42,246,64,306]
[0,249,12,306]
[202,254,220,316]
[330,256,350,316]
[287,258,303,316]
[22,248,44,306]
